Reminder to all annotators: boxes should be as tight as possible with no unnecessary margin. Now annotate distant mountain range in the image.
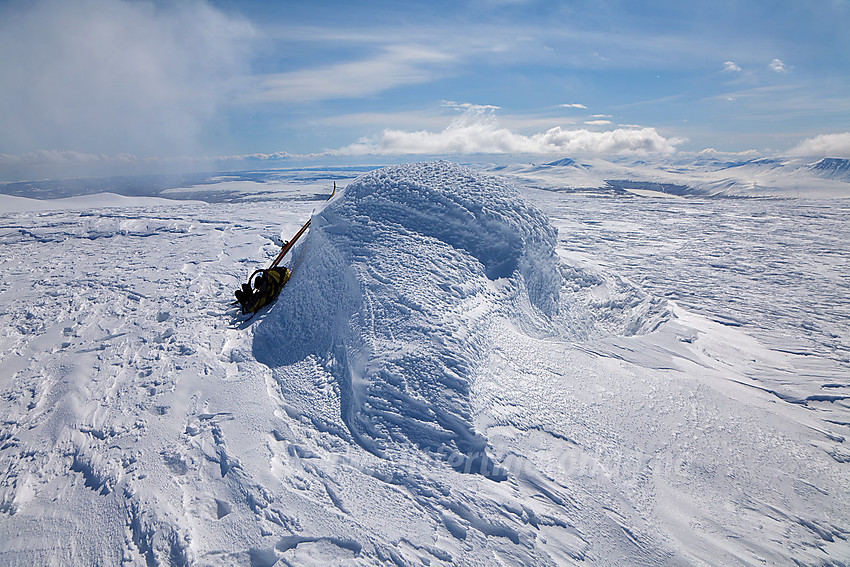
[2,157,849,203]
[485,155,850,198]
[716,157,850,182]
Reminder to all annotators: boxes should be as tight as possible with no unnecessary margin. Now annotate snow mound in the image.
[254,162,561,477]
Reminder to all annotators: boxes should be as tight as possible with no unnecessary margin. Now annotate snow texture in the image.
[255,162,561,481]
[1,160,848,565]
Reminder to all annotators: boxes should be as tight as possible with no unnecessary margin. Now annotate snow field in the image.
[0,162,848,565]
[0,200,313,564]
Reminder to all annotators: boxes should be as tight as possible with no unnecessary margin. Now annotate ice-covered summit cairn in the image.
[254,161,561,478]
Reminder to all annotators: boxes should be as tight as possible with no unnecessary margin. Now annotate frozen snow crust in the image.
[254,162,563,478]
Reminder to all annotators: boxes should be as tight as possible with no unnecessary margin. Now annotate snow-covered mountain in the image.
[1,161,848,565]
[809,157,850,182]
[542,158,593,170]
[483,154,850,198]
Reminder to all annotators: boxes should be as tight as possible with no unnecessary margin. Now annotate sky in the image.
[0,0,849,180]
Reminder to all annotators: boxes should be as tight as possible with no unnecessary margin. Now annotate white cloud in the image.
[788,133,850,158]
[585,120,613,125]
[313,109,580,134]
[335,107,680,156]
[249,45,452,103]
[698,147,760,157]
[0,0,255,157]
[723,61,742,72]
[769,58,789,73]
[443,101,501,113]
[215,151,293,162]
[561,103,588,109]
[0,147,295,176]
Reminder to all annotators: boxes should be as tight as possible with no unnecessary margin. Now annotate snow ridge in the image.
[254,162,561,478]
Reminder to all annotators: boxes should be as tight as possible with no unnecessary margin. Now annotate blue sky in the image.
[1,0,849,179]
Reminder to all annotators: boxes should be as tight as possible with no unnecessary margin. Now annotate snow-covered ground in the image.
[1,160,848,565]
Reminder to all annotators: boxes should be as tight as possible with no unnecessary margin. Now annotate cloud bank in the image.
[336,108,680,156]
[0,150,129,166]
[788,133,850,158]
[0,149,295,170]
[0,0,255,158]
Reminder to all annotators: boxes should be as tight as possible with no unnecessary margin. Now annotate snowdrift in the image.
[254,162,563,478]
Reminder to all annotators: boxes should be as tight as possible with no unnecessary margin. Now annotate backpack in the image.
[234,267,291,315]
[231,202,319,319]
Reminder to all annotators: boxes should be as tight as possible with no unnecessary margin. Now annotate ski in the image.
[269,218,311,270]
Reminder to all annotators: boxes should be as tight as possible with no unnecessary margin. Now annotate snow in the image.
[1,160,849,565]
[0,192,199,213]
[255,162,562,478]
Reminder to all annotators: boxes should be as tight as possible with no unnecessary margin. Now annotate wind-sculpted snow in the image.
[254,162,562,478]
[2,163,849,566]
